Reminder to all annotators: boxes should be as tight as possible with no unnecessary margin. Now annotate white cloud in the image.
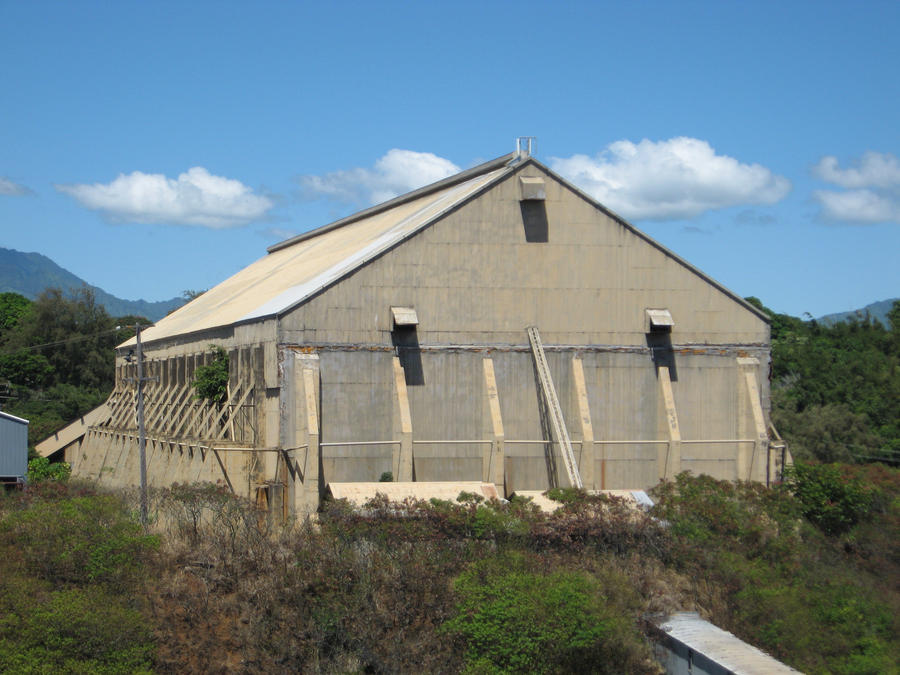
[549,137,791,221]
[814,189,900,224]
[298,149,461,205]
[813,151,900,189]
[56,167,273,228]
[813,152,900,224]
[0,177,32,196]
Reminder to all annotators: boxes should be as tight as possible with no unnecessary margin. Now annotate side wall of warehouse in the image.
[277,164,772,491]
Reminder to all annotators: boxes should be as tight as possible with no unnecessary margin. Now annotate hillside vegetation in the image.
[746,297,900,465]
[1,467,897,674]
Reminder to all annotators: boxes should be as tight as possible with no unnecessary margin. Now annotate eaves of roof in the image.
[0,410,28,425]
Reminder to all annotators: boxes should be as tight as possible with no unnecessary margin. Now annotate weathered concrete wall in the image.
[269,164,770,499]
[278,165,768,348]
[304,345,770,495]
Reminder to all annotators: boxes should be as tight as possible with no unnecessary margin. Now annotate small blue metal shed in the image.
[0,410,28,484]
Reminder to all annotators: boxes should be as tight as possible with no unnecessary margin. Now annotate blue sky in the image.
[1,1,898,318]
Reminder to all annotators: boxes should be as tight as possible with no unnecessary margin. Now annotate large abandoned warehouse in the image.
[39,146,784,517]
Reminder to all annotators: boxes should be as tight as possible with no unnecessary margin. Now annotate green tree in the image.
[749,297,900,464]
[0,289,147,447]
[192,345,229,406]
[3,287,116,390]
[0,292,31,335]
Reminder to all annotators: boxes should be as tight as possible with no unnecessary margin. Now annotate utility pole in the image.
[135,324,149,527]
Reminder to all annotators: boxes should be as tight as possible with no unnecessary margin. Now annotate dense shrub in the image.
[1,474,897,673]
[0,588,154,674]
[651,472,899,673]
[2,492,158,588]
[782,462,877,536]
[0,484,157,673]
[26,456,71,483]
[443,552,655,674]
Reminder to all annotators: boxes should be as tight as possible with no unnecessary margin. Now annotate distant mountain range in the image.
[0,247,185,321]
[818,298,898,328]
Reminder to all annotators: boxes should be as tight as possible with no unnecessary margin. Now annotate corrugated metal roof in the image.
[123,161,513,347]
[655,613,801,674]
[0,411,28,425]
[327,481,501,506]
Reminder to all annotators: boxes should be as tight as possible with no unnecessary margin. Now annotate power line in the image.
[0,325,151,356]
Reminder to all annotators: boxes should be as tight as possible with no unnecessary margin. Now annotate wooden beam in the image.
[738,358,769,482]
[300,355,320,513]
[211,447,235,493]
[392,356,414,482]
[658,366,681,480]
[146,381,189,433]
[108,389,134,429]
[161,382,194,435]
[206,383,241,438]
[482,357,505,491]
[141,381,165,425]
[571,356,595,490]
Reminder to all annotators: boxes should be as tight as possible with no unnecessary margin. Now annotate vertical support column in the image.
[392,356,413,482]
[658,366,682,480]
[191,353,200,437]
[300,354,320,514]
[571,356,595,490]
[738,358,768,482]
[482,357,505,492]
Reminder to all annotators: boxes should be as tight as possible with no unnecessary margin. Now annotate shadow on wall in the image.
[392,326,424,386]
[521,201,549,242]
[646,331,678,381]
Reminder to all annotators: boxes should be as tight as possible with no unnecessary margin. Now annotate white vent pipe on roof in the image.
[516,136,536,158]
